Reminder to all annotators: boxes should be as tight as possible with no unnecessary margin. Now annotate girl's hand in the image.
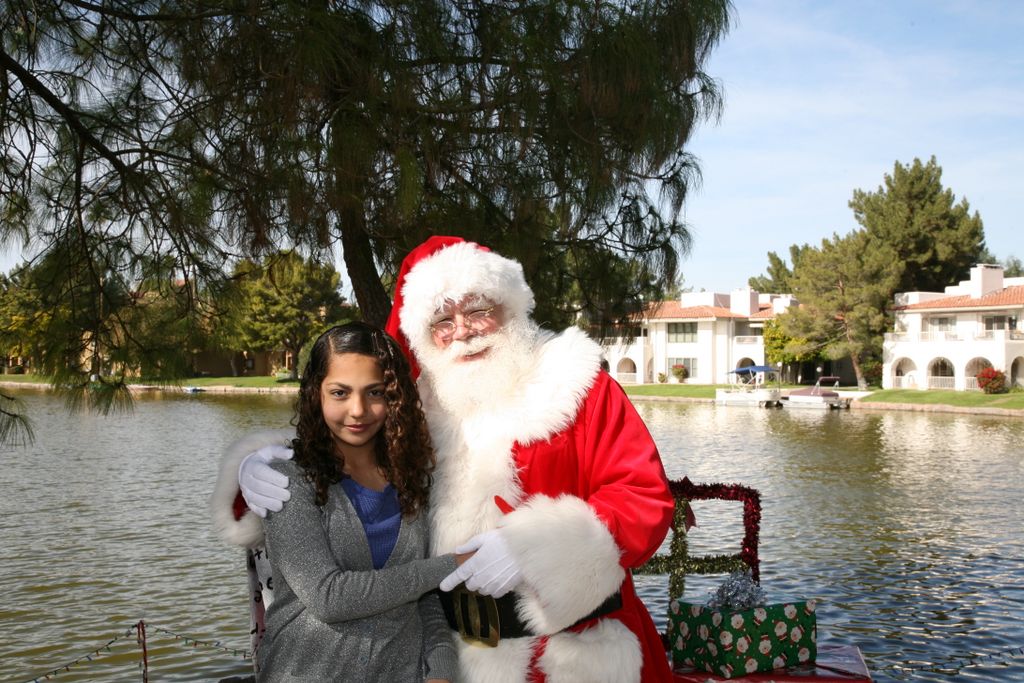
[454,550,476,566]
[425,679,450,683]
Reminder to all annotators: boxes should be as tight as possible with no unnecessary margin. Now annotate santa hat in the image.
[384,236,535,378]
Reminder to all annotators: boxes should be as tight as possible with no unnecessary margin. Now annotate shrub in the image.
[860,359,883,387]
[657,372,668,384]
[671,364,689,382]
[975,367,1007,394]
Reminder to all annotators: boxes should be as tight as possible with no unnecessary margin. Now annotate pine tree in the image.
[0,0,732,442]
[236,252,349,380]
[748,244,810,293]
[779,231,900,388]
[849,156,986,293]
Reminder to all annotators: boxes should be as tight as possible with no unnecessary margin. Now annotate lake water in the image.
[1,387,1022,682]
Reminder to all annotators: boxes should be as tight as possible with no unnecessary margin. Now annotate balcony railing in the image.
[891,375,918,389]
[886,331,962,342]
[616,372,638,384]
[887,329,1024,343]
[964,377,980,391]
[927,375,956,389]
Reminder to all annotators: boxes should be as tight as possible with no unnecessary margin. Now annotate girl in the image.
[256,322,464,682]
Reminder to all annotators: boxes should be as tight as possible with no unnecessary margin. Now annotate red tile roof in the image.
[899,285,1024,311]
[643,301,775,320]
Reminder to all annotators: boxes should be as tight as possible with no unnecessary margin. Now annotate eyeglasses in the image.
[430,306,496,341]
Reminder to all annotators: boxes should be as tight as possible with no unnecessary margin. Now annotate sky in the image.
[679,0,1024,293]
[2,1,1021,294]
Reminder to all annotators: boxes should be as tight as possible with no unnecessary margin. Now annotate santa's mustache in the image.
[442,334,494,361]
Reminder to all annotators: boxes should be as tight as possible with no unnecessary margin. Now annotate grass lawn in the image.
[185,375,299,389]
[0,374,299,389]
[0,374,45,383]
[622,383,719,399]
[860,388,1024,411]
[623,382,1024,412]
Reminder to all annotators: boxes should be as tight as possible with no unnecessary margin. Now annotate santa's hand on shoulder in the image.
[440,529,523,597]
[238,445,293,518]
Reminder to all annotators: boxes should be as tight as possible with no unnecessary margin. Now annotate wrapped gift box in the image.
[669,598,817,679]
[672,644,871,682]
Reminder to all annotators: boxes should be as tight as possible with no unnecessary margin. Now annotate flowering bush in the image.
[672,364,689,382]
[976,367,1007,394]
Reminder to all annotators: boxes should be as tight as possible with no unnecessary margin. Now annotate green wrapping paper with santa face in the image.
[669,599,817,679]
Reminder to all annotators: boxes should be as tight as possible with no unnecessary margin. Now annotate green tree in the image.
[779,231,900,388]
[201,259,261,377]
[0,0,732,442]
[748,244,810,293]
[850,156,986,293]
[2,0,730,327]
[25,238,201,411]
[761,317,820,382]
[0,266,51,369]
[236,252,348,380]
[164,0,731,331]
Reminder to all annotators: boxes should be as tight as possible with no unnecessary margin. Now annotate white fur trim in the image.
[540,619,642,683]
[398,241,535,356]
[500,494,624,634]
[497,327,603,446]
[459,636,534,683]
[209,429,292,549]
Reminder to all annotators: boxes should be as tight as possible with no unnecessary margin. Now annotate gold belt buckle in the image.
[452,584,500,647]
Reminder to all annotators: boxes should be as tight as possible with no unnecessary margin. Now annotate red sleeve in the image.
[578,371,674,568]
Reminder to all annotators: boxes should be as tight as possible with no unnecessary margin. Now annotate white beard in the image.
[417,318,539,417]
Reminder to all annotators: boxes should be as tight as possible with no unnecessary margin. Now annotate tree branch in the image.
[0,45,133,178]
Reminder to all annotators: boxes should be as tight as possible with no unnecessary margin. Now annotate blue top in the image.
[340,477,402,569]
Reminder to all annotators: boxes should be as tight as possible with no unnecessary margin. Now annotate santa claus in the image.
[212,236,674,682]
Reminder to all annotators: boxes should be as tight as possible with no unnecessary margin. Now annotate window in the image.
[733,321,763,337]
[668,357,698,377]
[928,317,954,332]
[984,315,1017,331]
[667,322,697,343]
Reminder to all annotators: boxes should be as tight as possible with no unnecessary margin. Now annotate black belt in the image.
[438,584,623,647]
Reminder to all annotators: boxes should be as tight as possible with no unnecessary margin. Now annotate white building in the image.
[602,288,796,384]
[882,264,1024,390]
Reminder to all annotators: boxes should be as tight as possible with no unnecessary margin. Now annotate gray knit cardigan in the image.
[256,459,458,682]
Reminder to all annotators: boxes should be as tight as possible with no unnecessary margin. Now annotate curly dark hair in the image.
[292,321,435,516]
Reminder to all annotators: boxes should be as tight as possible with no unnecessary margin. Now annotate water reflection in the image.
[1,389,1022,682]
[640,402,1024,682]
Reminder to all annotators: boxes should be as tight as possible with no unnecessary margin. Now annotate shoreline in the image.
[0,380,298,395]
[3,380,1021,418]
[625,392,1022,418]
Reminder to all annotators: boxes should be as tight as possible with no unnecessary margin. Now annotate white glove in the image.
[238,445,293,518]
[440,529,523,598]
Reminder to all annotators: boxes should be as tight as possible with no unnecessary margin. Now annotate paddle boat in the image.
[715,365,783,408]
[780,376,851,410]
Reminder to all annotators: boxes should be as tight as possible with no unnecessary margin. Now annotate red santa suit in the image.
[387,237,675,683]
